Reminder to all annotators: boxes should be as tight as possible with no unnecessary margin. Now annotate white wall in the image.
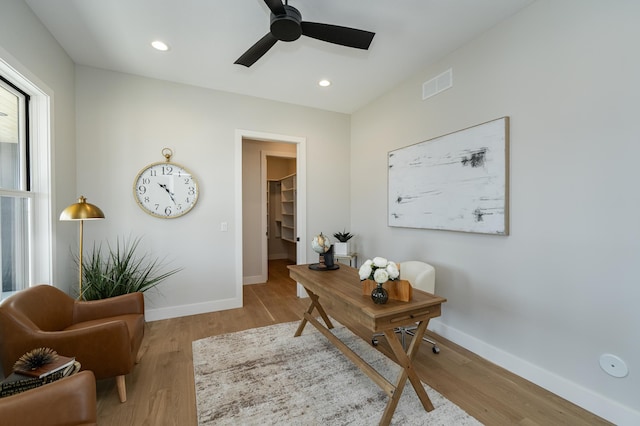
[0,0,77,292]
[75,66,351,319]
[350,0,640,424]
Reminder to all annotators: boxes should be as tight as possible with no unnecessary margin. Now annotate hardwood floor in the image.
[96,259,610,425]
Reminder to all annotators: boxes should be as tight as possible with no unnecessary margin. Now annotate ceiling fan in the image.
[235,0,375,67]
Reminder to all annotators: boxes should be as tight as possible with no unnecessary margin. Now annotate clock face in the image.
[133,161,199,218]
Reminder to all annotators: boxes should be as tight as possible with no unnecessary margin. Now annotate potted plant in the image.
[78,236,182,300]
[332,230,354,256]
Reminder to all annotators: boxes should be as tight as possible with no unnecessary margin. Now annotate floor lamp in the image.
[60,196,105,300]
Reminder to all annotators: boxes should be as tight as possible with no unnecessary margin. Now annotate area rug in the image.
[193,320,482,425]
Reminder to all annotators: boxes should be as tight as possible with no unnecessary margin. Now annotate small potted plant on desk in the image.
[332,230,354,256]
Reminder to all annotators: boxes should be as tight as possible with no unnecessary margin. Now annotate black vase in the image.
[371,283,388,304]
[323,245,335,268]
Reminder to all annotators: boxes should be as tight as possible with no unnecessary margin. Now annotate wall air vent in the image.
[422,68,453,100]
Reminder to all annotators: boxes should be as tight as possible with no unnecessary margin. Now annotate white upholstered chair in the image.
[371,261,440,354]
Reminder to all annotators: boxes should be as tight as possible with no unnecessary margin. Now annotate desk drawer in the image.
[375,304,441,331]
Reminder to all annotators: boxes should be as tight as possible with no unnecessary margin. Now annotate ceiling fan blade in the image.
[263,0,286,16]
[234,33,278,67]
[301,22,375,50]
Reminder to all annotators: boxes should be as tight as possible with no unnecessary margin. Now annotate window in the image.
[0,77,30,297]
[0,62,51,300]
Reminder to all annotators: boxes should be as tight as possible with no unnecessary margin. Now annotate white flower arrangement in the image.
[358,257,400,284]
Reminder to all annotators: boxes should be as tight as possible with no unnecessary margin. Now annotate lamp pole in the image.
[60,196,105,300]
[77,218,84,299]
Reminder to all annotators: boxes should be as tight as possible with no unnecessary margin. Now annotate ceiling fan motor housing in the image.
[270,5,302,41]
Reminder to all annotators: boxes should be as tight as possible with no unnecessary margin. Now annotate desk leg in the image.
[294,288,334,337]
[380,320,434,425]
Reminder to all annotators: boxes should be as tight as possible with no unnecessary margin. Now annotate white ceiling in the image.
[25,0,535,114]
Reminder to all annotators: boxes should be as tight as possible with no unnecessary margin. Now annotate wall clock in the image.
[133,148,199,218]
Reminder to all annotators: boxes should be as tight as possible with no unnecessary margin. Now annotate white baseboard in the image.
[243,275,266,285]
[429,320,640,426]
[145,297,242,322]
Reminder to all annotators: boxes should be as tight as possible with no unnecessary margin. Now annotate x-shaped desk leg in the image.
[294,287,333,337]
[379,319,434,425]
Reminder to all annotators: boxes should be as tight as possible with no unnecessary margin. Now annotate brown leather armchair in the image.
[0,371,97,426]
[0,285,145,402]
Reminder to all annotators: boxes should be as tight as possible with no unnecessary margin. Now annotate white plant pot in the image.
[333,242,350,256]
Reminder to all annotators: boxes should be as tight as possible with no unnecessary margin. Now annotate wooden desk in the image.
[288,264,447,426]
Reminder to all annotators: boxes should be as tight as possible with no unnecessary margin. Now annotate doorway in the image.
[235,130,307,304]
[265,152,297,280]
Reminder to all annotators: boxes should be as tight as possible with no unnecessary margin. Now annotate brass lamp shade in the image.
[60,196,105,221]
[60,196,105,300]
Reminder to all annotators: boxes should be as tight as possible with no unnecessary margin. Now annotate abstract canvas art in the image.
[388,117,509,235]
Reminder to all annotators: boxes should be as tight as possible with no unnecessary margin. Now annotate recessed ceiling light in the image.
[151,40,170,51]
[318,79,331,87]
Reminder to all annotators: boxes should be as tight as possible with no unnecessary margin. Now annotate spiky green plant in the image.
[77,236,182,300]
[333,229,354,242]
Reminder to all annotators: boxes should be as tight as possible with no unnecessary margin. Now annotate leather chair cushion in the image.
[65,314,144,352]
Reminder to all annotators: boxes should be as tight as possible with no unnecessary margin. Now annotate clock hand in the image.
[158,183,176,204]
